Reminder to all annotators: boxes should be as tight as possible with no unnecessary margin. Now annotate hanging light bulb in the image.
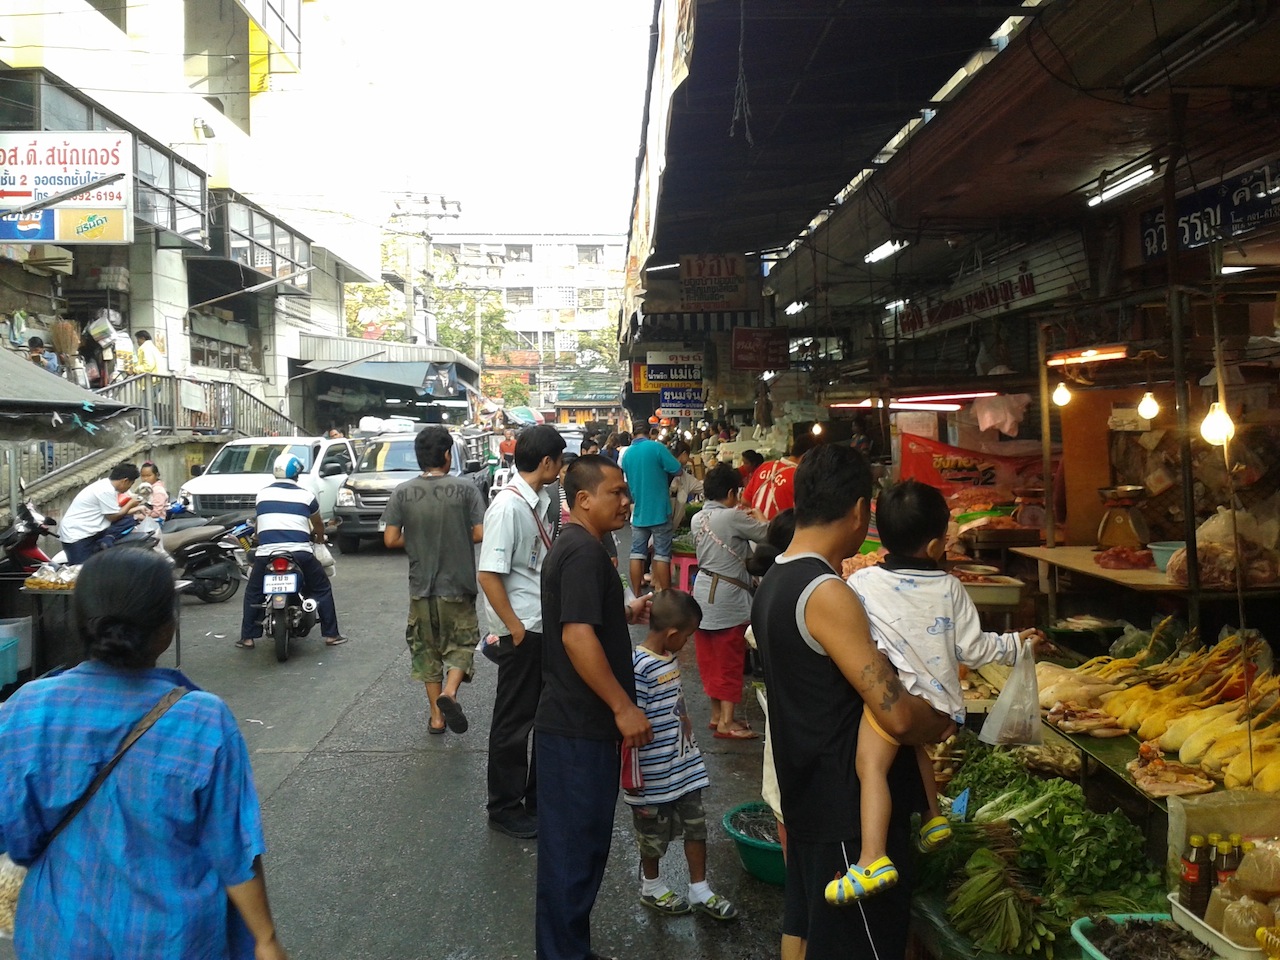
[1052,381,1071,406]
[1137,391,1160,420]
[811,422,824,436]
[1200,402,1235,446]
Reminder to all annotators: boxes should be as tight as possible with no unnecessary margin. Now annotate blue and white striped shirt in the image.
[625,647,710,806]
[255,480,318,555]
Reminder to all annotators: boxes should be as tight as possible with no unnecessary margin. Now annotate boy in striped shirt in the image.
[626,589,739,921]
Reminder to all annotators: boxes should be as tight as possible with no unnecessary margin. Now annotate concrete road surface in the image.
[2,539,785,960]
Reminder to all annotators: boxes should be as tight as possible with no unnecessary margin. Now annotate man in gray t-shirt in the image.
[382,427,486,735]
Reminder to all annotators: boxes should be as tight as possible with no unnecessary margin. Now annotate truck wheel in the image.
[336,534,360,554]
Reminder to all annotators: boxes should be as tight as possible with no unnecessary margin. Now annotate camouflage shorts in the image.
[405,595,478,683]
[630,790,706,859]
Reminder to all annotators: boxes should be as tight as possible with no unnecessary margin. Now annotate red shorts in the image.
[694,623,749,702]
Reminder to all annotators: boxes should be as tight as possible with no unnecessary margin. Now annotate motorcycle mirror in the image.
[18,478,26,493]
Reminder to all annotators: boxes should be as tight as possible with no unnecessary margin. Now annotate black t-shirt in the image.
[536,522,636,739]
[753,553,925,842]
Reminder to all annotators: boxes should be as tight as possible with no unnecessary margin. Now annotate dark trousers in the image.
[240,551,339,639]
[535,733,620,960]
[486,630,542,819]
[64,516,137,565]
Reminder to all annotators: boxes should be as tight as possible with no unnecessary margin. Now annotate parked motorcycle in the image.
[161,515,251,604]
[258,553,318,662]
[0,498,57,575]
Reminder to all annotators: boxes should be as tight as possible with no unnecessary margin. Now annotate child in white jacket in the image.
[827,479,1041,904]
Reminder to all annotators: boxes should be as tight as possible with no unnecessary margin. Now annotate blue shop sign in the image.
[0,210,54,241]
[1140,158,1280,261]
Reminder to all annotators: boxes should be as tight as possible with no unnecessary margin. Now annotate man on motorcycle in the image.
[59,464,144,564]
[236,454,346,650]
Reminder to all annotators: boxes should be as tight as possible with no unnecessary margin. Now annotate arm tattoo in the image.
[861,658,905,713]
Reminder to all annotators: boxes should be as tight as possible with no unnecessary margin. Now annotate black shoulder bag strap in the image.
[41,686,189,852]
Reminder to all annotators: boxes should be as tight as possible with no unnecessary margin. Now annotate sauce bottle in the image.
[1207,832,1223,884]
[1180,834,1212,917]
[1230,832,1243,860]
[1216,840,1240,885]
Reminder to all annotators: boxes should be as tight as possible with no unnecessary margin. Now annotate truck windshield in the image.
[206,443,312,475]
[358,440,418,472]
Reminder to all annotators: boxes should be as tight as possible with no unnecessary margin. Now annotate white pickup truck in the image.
[178,436,357,519]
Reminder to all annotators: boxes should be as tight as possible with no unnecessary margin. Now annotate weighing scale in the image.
[1096,485,1150,548]
[1011,487,1046,531]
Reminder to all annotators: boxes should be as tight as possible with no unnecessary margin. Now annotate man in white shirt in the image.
[477,424,565,839]
[60,464,143,564]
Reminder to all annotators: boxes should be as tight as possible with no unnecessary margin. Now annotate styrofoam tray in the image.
[961,575,1024,606]
[1166,892,1264,959]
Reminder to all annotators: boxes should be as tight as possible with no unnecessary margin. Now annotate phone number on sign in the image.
[71,190,123,202]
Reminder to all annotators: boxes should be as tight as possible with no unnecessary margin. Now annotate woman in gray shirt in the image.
[689,463,769,738]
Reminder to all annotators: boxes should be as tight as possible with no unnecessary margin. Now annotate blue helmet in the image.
[272,453,304,481]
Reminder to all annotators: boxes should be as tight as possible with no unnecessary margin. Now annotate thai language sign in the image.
[645,350,702,387]
[899,434,1050,495]
[679,253,747,310]
[0,132,134,244]
[658,386,704,417]
[1139,157,1280,261]
[731,327,789,370]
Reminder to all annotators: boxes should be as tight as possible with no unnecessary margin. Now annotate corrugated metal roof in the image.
[0,347,131,410]
[298,333,479,375]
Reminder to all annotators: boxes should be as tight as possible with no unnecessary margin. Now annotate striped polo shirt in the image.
[254,480,318,555]
[625,646,709,806]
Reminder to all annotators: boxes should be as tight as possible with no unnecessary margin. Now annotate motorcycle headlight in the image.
[337,487,356,507]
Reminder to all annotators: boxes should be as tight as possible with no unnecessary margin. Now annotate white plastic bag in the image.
[313,543,336,578]
[979,639,1042,745]
[0,851,27,938]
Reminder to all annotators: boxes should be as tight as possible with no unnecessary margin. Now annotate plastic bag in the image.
[979,639,1041,745]
[0,852,26,938]
[1223,897,1275,948]
[1206,876,1243,932]
[313,543,336,578]
[1239,840,1280,900]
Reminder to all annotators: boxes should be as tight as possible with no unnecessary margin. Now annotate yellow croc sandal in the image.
[824,856,898,905]
[918,815,953,852]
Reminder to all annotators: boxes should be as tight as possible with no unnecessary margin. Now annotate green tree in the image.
[429,264,516,361]
[343,282,406,341]
[486,373,529,407]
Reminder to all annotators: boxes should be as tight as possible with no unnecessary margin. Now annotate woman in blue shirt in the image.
[0,550,287,959]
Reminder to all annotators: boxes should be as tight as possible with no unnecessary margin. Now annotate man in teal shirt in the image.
[622,435,684,593]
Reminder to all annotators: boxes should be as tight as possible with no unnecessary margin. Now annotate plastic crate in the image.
[1070,913,1173,960]
[0,636,17,686]
[722,801,785,886]
[1167,892,1264,960]
[0,616,32,672]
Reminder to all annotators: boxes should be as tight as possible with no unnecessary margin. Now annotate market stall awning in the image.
[0,347,137,445]
[299,359,474,398]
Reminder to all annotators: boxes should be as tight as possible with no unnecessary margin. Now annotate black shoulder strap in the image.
[42,686,189,851]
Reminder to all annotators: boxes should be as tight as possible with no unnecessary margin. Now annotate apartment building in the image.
[0,1,475,434]
[431,233,625,421]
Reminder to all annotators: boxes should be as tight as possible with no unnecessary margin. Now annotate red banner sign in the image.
[899,434,1049,495]
[731,328,789,370]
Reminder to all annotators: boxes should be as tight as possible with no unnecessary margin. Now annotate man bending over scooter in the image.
[236,453,347,650]
[59,463,144,564]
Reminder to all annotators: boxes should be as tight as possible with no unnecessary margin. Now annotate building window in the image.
[578,288,605,310]
[506,244,533,262]
[506,287,533,307]
[577,245,603,265]
[223,199,310,290]
[190,334,262,374]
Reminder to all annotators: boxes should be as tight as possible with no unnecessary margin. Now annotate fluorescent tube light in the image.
[1087,166,1155,207]
[864,240,908,264]
[1220,266,1255,274]
[1046,344,1130,367]
[884,299,908,311]
[828,399,962,412]
[896,391,998,403]
[784,301,809,316]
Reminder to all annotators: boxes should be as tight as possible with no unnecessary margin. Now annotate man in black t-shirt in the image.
[752,445,954,960]
[536,455,652,960]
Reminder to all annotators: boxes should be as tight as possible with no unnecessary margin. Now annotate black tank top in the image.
[753,552,923,842]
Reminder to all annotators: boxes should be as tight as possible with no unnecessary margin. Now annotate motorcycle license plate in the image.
[263,573,298,594]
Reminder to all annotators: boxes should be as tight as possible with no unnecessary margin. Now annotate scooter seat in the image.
[163,525,224,552]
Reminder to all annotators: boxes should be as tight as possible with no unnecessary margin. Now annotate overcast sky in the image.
[249,0,653,242]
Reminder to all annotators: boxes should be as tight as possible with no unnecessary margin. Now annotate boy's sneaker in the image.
[692,893,739,921]
[640,890,692,915]
[918,815,953,852]
[824,856,898,905]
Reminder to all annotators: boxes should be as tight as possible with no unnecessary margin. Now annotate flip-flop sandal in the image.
[428,723,447,735]
[824,856,898,905]
[713,727,759,740]
[324,635,349,646]
[235,638,255,649]
[436,695,469,734]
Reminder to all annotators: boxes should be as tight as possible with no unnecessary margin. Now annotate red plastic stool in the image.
[670,552,699,593]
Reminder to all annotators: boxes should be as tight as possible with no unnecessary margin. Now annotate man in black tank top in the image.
[752,445,954,960]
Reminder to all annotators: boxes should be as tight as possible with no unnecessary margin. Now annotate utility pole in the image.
[390,195,461,343]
